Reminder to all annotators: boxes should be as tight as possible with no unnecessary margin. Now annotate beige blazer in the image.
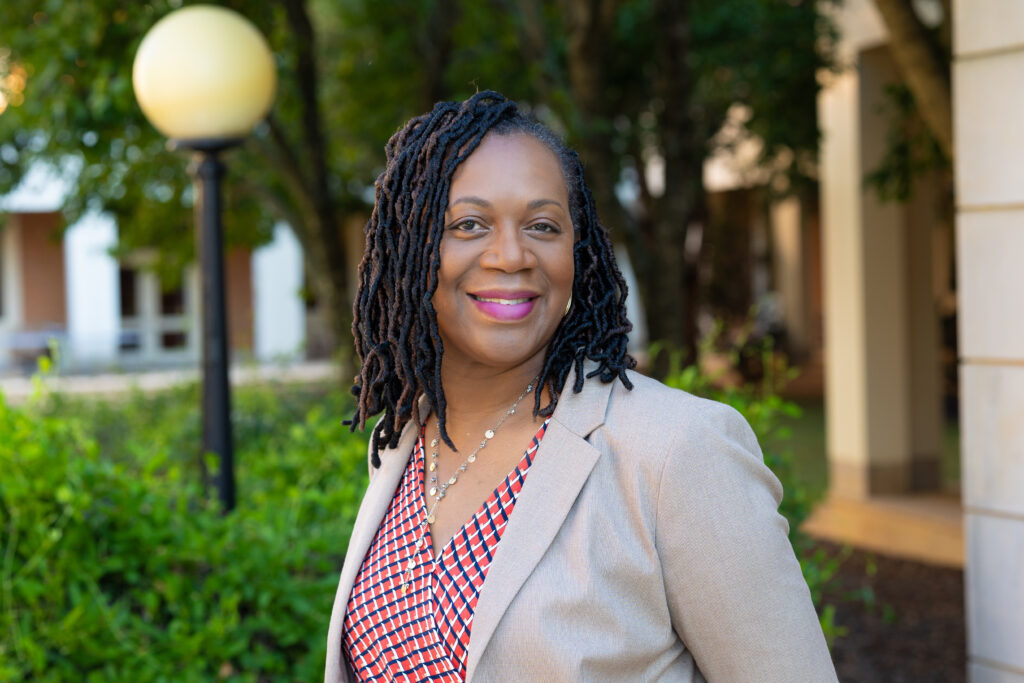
[325,365,837,682]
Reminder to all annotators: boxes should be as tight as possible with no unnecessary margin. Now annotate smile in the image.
[472,295,533,305]
[468,292,538,321]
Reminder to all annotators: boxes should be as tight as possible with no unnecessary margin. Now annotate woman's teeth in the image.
[473,296,532,305]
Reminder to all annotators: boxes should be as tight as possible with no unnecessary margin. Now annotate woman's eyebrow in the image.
[526,198,564,210]
[449,196,566,210]
[450,195,491,208]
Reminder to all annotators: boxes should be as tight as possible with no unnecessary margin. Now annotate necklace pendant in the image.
[429,486,438,497]
[427,513,435,524]
[430,438,438,448]
[400,583,408,595]
[467,454,477,463]
[429,461,436,472]
[448,476,456,485]
[484,429,495,439]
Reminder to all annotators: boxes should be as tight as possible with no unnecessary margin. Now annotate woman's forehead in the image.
[447,133,567,202]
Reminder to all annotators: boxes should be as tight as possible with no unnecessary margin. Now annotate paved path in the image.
[802,493,964,568]
[0,361,341,405]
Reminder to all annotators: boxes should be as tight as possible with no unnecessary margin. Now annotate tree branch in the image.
[874,0,953,160]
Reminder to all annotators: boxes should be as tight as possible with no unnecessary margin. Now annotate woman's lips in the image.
[468,292,538,321]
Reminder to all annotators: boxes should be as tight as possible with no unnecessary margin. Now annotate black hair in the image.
[350,91,634,467]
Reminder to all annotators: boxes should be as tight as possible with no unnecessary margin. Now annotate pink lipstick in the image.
[468,290,538,321]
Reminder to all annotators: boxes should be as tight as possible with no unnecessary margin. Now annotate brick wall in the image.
[16,212,66,329]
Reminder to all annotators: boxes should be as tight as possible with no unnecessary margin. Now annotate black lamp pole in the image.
[176,138,243,512]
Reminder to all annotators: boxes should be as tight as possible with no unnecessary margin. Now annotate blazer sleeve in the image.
[655,400,838,682]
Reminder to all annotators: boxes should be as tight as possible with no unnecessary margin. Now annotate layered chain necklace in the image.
[399,378,537,595]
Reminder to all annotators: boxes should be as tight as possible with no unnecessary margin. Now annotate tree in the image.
[0,0,834,366]
[514,0,834,360]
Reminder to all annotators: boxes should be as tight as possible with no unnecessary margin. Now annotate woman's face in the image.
[432,132,575,376]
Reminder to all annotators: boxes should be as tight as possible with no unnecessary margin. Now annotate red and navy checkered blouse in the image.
[342,419,550,682]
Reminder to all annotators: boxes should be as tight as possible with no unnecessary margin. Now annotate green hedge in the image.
[0,384,368,682]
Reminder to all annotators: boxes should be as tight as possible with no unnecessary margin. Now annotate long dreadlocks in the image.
[350,91,635,467]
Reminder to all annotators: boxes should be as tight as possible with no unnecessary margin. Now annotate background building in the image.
[0,164,305,375]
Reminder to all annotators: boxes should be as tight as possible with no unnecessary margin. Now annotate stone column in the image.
[770,196,810,358]
[954,1,1024,679]
[820,45,913,498]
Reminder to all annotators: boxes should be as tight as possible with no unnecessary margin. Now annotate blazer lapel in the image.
[465,367,614,681]
[324,410,422,681]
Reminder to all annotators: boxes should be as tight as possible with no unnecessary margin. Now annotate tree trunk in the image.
[874,0,953,161]
[281,0,353,373]
[419,0,460,108]
[648,0,701,365]
[560,0,624,234]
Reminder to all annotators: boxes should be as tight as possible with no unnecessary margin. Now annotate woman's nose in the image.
[481,224,536,272]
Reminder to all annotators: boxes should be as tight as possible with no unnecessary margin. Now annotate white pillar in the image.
[820,46,914,497]
[770,197,809,357]
[954,1,1024,679]
[0,220,25,371]
[253,222,305,361]
[64,211,119,371]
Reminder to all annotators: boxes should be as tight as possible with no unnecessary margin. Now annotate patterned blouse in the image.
[342,420,550,682]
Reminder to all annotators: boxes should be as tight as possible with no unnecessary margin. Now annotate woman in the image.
[326,92,836,682]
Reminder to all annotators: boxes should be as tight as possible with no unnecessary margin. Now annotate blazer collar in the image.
[325,397,427,682]
[465,361,614,681]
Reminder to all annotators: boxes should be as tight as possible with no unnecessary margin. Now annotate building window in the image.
[118,263,197,365]
[119,267,137,318]
[161,331,187,349]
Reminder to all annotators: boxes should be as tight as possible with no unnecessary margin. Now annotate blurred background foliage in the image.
[1,380,368,680]
[0,0,837,363]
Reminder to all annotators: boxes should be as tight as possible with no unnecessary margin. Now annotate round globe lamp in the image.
[133,4,276,143]
[133,5,277,512]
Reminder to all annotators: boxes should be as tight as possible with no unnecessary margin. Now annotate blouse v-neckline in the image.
[342,419,550,682]
[420,421,547,562]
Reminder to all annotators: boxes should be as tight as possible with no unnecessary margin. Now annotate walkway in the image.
[801,493,964,569]
[0,360,341,405]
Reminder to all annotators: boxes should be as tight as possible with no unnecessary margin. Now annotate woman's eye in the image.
[529,221,560,234]
[450,219,482,232]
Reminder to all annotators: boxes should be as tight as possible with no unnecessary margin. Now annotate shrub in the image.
[0,384,368,682]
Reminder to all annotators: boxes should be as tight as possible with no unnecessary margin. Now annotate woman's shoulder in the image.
[600,368,780,507]
[609,370,755,438]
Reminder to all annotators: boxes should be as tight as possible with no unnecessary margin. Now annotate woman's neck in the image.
[438,360,544,436]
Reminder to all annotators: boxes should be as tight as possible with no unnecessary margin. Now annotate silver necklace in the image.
[399,378,536,595]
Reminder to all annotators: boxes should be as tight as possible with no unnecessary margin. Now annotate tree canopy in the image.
[0,0,835,361]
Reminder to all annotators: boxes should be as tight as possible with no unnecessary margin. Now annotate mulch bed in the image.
[813,542,966,682]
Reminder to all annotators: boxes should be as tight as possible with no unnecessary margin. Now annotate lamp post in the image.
[133,5,276,512]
